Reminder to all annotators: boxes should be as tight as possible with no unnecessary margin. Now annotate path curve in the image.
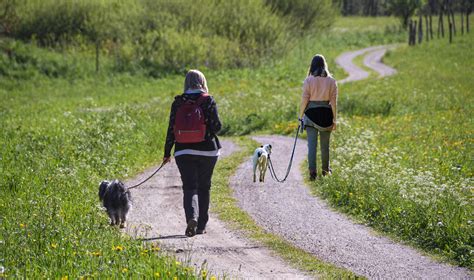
[230,136,472,279]
[336,45,397,84]
[126,140,311,279]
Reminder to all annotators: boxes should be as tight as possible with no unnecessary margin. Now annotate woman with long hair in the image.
[299,54,338,180]
[163,69,222,237]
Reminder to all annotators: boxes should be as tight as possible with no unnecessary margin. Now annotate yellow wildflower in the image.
[210,276,217,280]
[90,251,102,257]
[175,261,181,266]
[173,277,178,280]
[154,272,160,277]
[61,276,68,280]
[20,223,26,228]
[121,268,128,273]
[112,245,124,251]
[201,270,208,277]
[51,243,58,249]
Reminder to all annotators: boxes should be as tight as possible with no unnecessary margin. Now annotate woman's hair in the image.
[184,69,208,93]
[307,54,332,77]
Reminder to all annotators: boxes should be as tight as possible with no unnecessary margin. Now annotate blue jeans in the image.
[306,126,331,172]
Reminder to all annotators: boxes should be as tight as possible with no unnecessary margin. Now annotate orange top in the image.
[299,75,338,123]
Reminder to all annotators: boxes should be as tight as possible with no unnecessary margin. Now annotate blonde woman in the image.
[299,54,338,180]
[163,70,222,237]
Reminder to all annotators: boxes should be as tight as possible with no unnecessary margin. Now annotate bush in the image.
[4,0,337,75]
[265,0,337,31]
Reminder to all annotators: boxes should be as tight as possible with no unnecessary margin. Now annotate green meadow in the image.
[1,7,472,278]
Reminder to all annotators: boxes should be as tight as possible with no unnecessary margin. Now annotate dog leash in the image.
[127,161,167,190]
[267,119,303,183]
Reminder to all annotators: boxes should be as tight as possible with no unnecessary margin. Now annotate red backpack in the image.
[173,94,209,143]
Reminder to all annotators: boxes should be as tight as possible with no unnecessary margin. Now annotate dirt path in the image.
[336,45,397,84]
[230,136,472,279]
[126,140,311,279]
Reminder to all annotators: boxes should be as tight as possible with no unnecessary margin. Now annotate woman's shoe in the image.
[196,228,207,235]
[309,170,317,181]
[185,219,198,237]
[322,169,332,177]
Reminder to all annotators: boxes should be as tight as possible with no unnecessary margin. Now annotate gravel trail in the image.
[336,45,397,83]
[126,139,311,279]
[230,135,472,279]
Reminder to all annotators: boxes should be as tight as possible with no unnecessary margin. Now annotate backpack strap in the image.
[196,93,210,106]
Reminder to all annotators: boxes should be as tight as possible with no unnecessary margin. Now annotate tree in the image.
[0,0,18,35]
[387,0,423,27]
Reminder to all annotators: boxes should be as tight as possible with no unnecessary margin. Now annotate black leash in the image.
[127,161,167,190]
[267,120,303,183]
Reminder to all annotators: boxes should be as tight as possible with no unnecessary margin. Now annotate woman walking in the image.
[299,54,338,180]
[163,69,222,237]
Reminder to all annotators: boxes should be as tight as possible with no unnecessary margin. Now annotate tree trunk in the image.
[425,15,430,42]
[437,13,440,38]
[413,20,418,45]
[418,15,423,44]
[449,22,453,43]
[468,12,470,33]
[95,40,100,73]
[429,14,434,39]
[450,10,456,35]
[408,20,412,45]
[439,11,444,38]
[461,11,464,35]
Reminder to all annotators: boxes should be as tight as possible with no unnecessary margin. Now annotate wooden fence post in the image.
[96,41,100,73]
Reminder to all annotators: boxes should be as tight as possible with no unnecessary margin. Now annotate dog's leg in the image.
[261,157,267,183]
[108,210,116,226]
[114,210,120,226]
[119,209,127,228]
[253,157,258,183]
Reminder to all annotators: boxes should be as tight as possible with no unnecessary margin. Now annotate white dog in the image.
[252,144,272,183]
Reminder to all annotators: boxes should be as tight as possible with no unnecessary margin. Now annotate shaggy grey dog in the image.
[99,180,131,228]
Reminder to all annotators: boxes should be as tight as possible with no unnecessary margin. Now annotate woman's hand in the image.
[162,156,171,165]
[331,122,337,131]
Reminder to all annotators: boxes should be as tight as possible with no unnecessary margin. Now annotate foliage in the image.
[386,0,424,27]
[265,0,337,30]
[2,0,337,75]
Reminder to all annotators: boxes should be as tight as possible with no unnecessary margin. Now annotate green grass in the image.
[3,14,470,277]
[212,137,360,279]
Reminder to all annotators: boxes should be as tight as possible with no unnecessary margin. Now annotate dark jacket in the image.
[164,93,222,157]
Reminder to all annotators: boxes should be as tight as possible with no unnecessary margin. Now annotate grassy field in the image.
[1,14,471,277]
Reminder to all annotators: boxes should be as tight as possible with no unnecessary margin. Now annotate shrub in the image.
[4,0,337,74]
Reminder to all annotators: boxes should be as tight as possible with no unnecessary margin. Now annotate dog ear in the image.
[99,180,109,200]
[268,144,272,149]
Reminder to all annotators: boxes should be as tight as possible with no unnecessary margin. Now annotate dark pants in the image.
[175,155,218,230]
